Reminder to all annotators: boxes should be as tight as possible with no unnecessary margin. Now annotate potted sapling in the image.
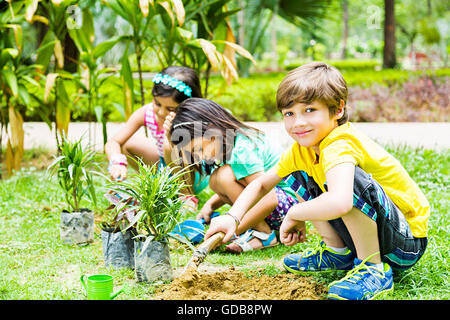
[98,188,138,270]
[48,137,101,246]
[110,158,191,283]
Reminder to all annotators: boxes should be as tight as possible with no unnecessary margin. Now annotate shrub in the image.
[348,75,449,122]
[208,74,284,121]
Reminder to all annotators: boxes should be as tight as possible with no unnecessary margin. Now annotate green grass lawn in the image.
[0,144,448,300]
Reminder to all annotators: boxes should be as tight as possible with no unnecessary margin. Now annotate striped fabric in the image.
[353,193,378,221]
[144,103,165,157]
[283,173,313,201]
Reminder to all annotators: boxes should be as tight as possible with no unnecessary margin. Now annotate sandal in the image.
[225,229,278,253]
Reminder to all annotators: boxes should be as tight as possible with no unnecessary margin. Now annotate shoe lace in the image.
[303,241,328,268]
[332,252,383,285]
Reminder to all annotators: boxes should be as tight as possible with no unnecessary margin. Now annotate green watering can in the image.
[80,274,124,300]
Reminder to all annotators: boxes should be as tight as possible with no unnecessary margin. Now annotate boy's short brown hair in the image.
[277,61,349,125]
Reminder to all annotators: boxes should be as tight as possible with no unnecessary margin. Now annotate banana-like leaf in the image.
[92,37,121,60]
[55,79,71,137]
[0,24,23,52]
[82,8,95,45]
[18,85,31,106]
[44,73,58,102]
[1,48,19,59]
[176,26,192,40]
[22,75,41,88]
[139,0,150,17]
[120,46,134,120]
[196,39,220,71]
[68,163,74,180]
[6,106,24,175]
[2,70,18,98]
[54,38,64,69]
[5,140,15,176]
[170,0,185,26]
[105,0,129,22]
[159,1,174,26]
[0,49,17,70]
[217,40,256,64]
[8,24,23,54]
[8,105,24,151]
[25,0,40,23]
[36,31,55,72]
[222,20,237,69]
[221,53,238,85]
[67,17,92,53]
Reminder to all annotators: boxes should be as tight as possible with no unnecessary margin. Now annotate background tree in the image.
[27,0,81,146]
[0,0,44,177]
[230,0,333,77]
[383,0,396,68]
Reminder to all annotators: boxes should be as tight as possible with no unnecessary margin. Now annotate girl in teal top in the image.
[168,98,298,252]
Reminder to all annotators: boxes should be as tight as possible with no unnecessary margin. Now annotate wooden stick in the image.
[182,232,225,274]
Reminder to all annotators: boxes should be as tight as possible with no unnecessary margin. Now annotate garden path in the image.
[6,121,450,152]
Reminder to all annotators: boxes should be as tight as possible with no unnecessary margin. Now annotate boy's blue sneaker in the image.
[283,241,355,274]
[327,258,394,300]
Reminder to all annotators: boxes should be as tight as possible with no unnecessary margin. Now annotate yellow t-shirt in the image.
[275,123,430,238]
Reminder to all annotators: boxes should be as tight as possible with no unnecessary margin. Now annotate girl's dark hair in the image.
[169,98,262,176]
[151,66,202,103]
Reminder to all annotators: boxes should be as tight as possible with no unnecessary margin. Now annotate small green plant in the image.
[110,158,191,248]
[47,137,101,212]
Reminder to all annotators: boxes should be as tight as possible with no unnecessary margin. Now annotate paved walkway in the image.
[4,122,449,152]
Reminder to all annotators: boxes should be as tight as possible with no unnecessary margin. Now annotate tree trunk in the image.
[63,32,79,73]
[135,43,145,107]
[383,0,396,69]
[340,0,349,60]
[237,0,245,47]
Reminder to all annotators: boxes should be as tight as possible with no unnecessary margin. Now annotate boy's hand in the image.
[279,214,306,246]
[204,215,236,244]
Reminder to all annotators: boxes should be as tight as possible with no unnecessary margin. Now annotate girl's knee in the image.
[209,164,235,189]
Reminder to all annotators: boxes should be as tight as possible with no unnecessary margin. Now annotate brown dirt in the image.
[153,266,327,300]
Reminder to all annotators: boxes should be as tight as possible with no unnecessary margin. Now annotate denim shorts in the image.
[283,167,427,271]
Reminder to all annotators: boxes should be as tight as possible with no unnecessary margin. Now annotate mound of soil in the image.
[154,266,327,300]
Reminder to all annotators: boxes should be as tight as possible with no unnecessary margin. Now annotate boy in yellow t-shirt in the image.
[205,62,429,300]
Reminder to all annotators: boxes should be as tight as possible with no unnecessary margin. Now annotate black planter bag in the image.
[134,239,173,283]
[60,209,94,245]
[101,228,136,269]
